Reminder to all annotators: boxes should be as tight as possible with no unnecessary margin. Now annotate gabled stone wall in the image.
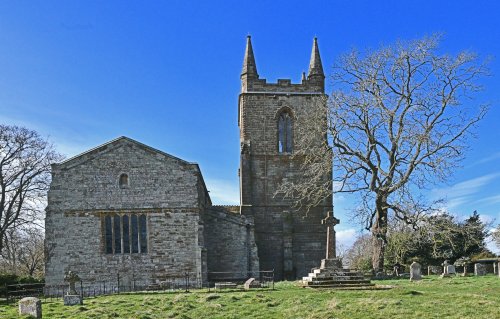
[45,138,208,287]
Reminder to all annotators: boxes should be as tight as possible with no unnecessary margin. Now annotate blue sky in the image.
[1,1,500,251]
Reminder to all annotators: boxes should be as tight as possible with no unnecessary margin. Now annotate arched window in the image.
[119,173,129,188]
[278,112,293,153]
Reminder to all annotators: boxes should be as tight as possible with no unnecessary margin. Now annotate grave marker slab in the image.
[446,265,456,275]
[19,297,42,319]
[410,262,422,281]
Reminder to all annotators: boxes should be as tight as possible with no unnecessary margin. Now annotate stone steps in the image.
[306,279,372,285]
[303,283,376,289]
[302,269,374,288]
[302,275,365,282]
[311,270,362,276]
[302,277,374,289]
[301,260,373,289]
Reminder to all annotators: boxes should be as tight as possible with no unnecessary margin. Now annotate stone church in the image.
[45,36,336,287]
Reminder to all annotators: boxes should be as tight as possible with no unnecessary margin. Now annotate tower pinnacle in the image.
[241,36,258,79]
[308,37,324,79]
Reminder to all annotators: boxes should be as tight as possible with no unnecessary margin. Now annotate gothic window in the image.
[119,173,129,188]
[278,112,293,153]
[103,213,147,254]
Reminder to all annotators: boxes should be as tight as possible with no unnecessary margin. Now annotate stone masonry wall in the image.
[203,206,259,281]
[45,138,207,287]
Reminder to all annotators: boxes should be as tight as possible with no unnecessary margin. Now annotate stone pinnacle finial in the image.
[308,37,324,79]
[241,35,258,79]
[301,71,306,82]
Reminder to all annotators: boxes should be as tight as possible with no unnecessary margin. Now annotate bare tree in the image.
[278,35,488,272]
[343,234,373,271]
[492,224,500,251]
[0,227,45,277]
[0,125,62,252]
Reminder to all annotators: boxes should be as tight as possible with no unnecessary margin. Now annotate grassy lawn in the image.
[1,275,499,319]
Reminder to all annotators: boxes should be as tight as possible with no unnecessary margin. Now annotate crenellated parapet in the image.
[241,36,325,94]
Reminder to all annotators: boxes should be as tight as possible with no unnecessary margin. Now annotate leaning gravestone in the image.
[474,263,486,276]
[244,278,261,290]
[19,297,42,319]
[410,262,422,281]
[63,271,83,306]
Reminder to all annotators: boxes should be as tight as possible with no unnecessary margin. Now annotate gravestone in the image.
[63,271,83,306]
[442,260,450,275]
[428,266,441,275]
[244,278,261,290]
[446,265,456,275]
[410,262,422,281]
[474,263,486,276]
[19,297,42,319]
[440,261,456,278]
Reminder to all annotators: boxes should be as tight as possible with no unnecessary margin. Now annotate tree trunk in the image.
[371,232,385,273]
[371,196,388,273]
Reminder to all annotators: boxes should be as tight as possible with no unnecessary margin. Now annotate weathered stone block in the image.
[214,282,237,289]
[64,294,83,306]
[320,258,342,270]
[19,297,42,318]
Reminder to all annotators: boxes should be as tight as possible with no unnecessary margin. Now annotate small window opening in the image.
[119,173,129,188]
[278,112,293,153]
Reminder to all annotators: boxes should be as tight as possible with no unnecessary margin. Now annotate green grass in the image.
[2,275,500,318]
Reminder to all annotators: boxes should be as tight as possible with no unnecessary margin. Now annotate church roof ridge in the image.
[56,136,198,169]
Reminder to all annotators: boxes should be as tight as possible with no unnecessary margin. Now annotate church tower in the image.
[238,36,335,280]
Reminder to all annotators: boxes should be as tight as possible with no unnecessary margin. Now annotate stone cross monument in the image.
[63,271,83,306]
[321,212,339,260]
[64,271,80,295]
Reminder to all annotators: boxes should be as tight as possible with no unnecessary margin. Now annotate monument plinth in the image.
[63,271,83,306]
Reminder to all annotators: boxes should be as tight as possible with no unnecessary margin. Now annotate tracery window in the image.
[104,213,147,254]
[278,112,293,153]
